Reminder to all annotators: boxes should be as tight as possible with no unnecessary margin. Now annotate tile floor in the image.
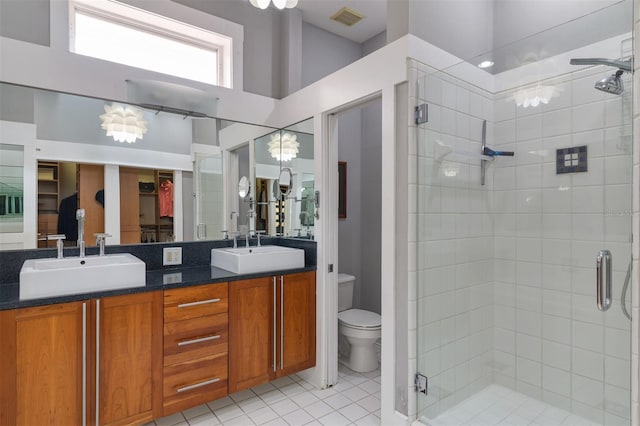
[426,385,598,426]
[146,365,381,426]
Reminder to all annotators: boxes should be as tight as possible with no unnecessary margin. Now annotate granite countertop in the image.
[0,264,316,311]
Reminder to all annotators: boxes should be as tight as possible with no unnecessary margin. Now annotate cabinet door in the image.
[279,271,316,376]
[228,277,276,393]
[0,301,86,426]
[96,291,163,426]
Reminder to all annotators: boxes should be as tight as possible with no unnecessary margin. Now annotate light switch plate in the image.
[163,272,183,285]
[163,247,182,266]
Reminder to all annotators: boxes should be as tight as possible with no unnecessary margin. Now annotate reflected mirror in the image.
[0,81,279,250]
[238,176,250,198]
[0,144,24,234]
[278,167,292,197]
[254,118,314,238]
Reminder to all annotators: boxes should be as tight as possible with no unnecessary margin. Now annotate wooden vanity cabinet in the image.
[228,271,315,393]
[162,282,229,416]
[96,292,163,426]
[0,301,85,426]
[0,291,163,426]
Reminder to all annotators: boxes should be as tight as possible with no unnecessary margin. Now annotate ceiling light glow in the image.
[99,103,148,143]
[478,60,494,69]
[268,132,299,161]
[249,0,297,9]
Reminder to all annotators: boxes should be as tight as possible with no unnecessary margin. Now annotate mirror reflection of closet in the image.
[37,161,105,247]
[120,167,174,244]
[279,120,314,238]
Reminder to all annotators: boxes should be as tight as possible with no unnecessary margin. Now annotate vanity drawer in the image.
[164,282,228,322]
[164,312,228,365]
[163,353,228,415]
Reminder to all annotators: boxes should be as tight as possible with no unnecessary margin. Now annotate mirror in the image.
[0,144,24,234]
[278,168,292,197]
[238,176,250,198]
[0,81,280,250]
[253,119,314,238]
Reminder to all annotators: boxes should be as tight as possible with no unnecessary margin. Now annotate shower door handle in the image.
[596,250,612,311]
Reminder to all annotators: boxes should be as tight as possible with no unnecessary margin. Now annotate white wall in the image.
[360,100,382,314]
[388,0,494,61]
[301,22,362,89]
[493,0,622,49]
[362,31,387,57]
[338,108,363,306]
[336,100,383,315]
[0,0,49,46]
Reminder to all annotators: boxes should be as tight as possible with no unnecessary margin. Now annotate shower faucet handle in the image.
[483,147,514,157]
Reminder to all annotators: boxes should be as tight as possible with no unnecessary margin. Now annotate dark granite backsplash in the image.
[0,237,316,286]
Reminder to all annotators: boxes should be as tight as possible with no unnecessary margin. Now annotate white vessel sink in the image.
[211,245,305,274]
[20,253,146,300]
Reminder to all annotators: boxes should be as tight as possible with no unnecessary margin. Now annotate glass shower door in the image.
[412,24,633,425]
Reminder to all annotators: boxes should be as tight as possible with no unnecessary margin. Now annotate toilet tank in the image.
[338,273,355,312]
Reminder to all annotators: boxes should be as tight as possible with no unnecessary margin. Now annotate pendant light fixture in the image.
[268,132,299,161]
[99,103,148,143]
[249,0,298,10]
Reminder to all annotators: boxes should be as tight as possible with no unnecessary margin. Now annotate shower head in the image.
[569,57,633,72]
[595,70,625,94]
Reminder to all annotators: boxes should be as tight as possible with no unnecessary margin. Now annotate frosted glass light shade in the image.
[99,103,148,143]
[268,132,299,162]
[249,0,297,9]
[514,85,559,108]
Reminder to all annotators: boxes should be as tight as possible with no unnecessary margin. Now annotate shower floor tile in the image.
[426,385,599,426]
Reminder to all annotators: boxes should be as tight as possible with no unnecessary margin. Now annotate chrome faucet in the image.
[95,233,111,256]
[255,230,265,247]
[50,234,66,259]
[76,208,85,258]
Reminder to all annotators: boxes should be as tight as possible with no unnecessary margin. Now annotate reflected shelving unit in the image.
[37,161,60,248]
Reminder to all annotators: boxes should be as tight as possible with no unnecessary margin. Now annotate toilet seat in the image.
[338,309,381,330]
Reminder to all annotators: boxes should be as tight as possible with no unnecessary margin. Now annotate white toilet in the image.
[337,273,381,372]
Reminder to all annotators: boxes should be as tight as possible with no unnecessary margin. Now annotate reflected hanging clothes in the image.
[159,179,174,218]
[57,193,78,241]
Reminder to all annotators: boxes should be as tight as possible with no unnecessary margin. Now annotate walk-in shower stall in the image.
[410,2,634,425]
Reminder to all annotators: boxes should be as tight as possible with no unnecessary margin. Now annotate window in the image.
[69,0,233,87]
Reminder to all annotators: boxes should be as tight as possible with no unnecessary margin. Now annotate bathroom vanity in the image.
[0,240,316,426]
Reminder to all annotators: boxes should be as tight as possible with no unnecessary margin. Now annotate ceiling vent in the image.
[330,7,364,27]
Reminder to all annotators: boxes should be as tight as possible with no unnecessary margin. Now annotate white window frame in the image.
[68,0,235,88]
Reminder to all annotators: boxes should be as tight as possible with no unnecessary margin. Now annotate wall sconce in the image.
[99,103,148,143]
[268,132,299,161]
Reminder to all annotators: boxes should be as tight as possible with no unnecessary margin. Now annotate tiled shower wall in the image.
[411,59,496,419]
[491,65,632,425]
[412,56,634,424]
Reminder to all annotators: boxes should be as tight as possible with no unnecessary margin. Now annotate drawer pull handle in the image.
[178,335,221,347]
[177,377,220,393]
[177,298,221,308]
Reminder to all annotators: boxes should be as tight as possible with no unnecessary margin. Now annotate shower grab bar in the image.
[596,250,612,311]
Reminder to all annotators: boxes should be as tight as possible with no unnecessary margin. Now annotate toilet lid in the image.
[338,273,355,284]
[338,309,381,328]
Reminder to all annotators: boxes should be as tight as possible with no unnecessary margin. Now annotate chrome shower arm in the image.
[569,58,633,72]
